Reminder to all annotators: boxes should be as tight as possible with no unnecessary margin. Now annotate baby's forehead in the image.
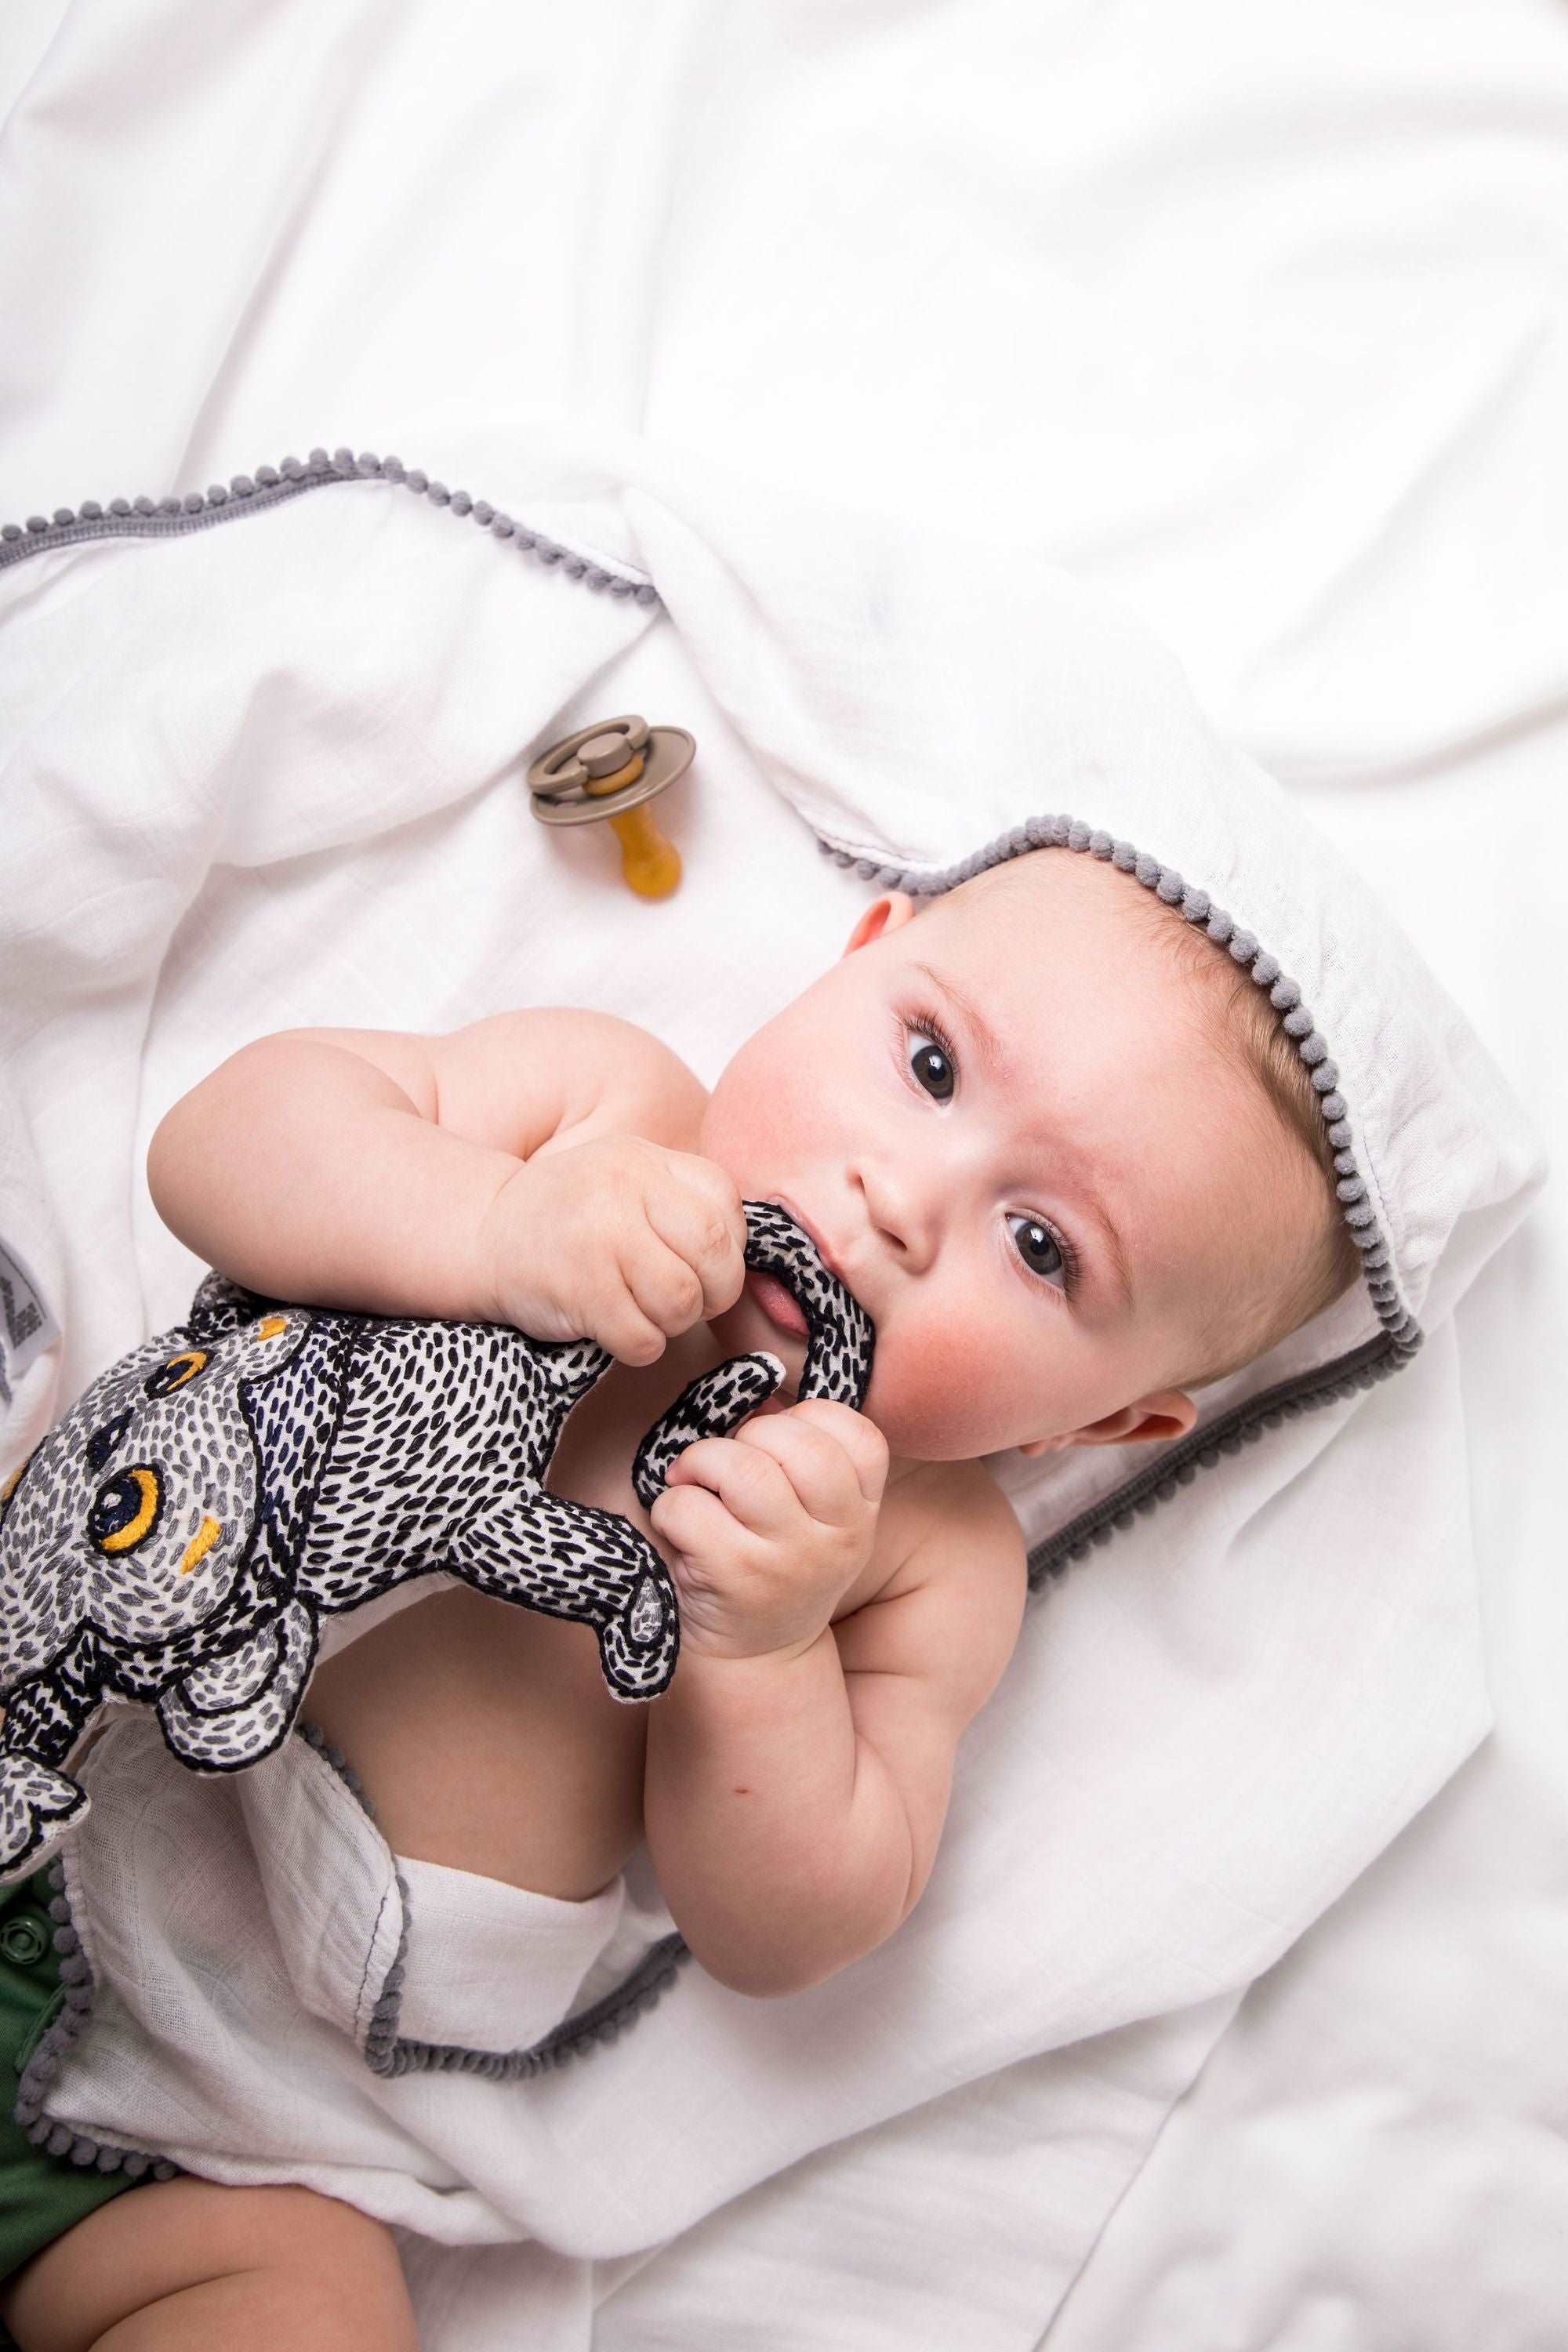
[931,846,1174,956]
[925,848,1255,1058]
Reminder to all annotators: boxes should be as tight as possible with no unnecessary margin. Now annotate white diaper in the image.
[27,1708,685,2245]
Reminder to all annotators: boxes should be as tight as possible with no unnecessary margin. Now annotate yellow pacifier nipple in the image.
[581,739,683,900]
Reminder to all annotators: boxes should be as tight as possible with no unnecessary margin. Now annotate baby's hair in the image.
[1120,887,1363,1388]
[935,851,1362,1390]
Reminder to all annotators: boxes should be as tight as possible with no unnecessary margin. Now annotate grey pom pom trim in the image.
[365,1905,691,2085]
[0,448,660,604]
[10,1860,180,2186]
[296,1717,374,1815]
[1032,1330,1401,1580]
[298,1722,689,2080]
[815,818,1423,1587]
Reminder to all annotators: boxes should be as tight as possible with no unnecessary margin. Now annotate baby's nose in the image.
[856,1164,936,1267]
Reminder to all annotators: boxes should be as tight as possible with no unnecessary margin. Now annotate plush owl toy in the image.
[0,1201,874,1885]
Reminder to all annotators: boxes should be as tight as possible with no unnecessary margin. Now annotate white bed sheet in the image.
[2,2,1563,2344]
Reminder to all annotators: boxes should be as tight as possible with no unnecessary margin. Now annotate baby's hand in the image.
[648,1400,891,1664]
[482,1134,747,1363]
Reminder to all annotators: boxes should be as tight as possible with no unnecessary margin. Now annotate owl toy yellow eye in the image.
[253,1317,288,1342]
[89,1465,162,1553]
[143,1349,209,1399]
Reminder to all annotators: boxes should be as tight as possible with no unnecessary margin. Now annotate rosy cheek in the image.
[866,1316,1004,1458]
[699,1042,829,1182]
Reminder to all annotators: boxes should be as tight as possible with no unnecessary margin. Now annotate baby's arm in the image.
[146,1010,707,1317]
[643,1456,1027,1997]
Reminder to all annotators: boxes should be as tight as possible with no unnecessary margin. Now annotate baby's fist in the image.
[648,1399,890,1664]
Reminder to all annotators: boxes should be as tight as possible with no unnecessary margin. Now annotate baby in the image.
[1,845,1359,2352]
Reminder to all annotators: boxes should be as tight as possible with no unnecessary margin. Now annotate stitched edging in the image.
[10,1857,180,2184]
[815,818,1423,1585]
[297,1721,691,2079]
[0,448,663,601]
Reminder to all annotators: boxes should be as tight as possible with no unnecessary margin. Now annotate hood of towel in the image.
[612,452,1544,1559]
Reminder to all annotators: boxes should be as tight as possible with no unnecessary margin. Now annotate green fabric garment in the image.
[0,1867,143,2288]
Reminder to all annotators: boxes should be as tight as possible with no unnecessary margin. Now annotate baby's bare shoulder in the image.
[426,1007,707,1159]
[835,1459,1029,1724]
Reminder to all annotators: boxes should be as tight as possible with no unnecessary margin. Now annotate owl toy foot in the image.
[156,1598,319,1773]
[451,1485,681,1700]
[0,1752,88,1885]
[598,1569,679,1701]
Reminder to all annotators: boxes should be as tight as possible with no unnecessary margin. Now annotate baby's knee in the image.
[0,2175,417,2352]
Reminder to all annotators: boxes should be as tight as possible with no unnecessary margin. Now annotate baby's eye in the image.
[907,1015,956,1103]
[1009,1214,1069,1292]
[906,1008,1077,1299]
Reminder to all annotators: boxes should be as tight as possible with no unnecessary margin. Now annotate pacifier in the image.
[526,715,694,900]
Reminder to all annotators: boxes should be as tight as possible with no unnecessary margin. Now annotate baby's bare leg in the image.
[0,2176,416,2352]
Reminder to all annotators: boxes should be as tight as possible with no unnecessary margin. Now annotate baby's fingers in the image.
[731,1413,870,1526]
[641,1167,748,1319]
[648,1478,735,1558]
[761,1400,890,1507]
[662,1436,797,1536]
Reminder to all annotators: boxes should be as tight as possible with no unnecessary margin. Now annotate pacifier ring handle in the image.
[535,715,652,797]
[526,716,693,819]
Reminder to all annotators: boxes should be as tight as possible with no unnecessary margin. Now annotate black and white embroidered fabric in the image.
[0,1200,873,1883]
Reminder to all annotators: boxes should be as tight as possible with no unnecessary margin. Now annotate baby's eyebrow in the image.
[910,961,1006,1081]
[1085,1195,1137,1316]
[912,957,1137,1314]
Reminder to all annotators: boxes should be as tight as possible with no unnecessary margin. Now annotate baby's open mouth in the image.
[743,1267,808,1337]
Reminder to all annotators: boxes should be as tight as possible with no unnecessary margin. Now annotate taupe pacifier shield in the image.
[526,716,695,826]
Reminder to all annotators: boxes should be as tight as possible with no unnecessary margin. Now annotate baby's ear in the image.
[1023,1391,1196,1454]
[1106,1392,1196,1445]
[842,892,918,956]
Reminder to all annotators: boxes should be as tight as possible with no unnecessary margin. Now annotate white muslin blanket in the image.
[0,434,1543,2325]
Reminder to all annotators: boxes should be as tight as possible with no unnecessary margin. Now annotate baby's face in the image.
[699,851,1314,1465]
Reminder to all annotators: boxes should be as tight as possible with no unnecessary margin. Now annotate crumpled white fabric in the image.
[4,428,1541,2292]
[1,1,1558,2336]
